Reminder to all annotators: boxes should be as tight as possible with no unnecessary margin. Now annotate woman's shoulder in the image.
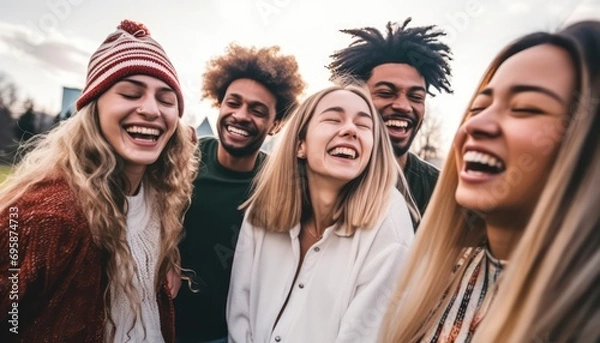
[1,178,94,259]
[374,188,414,247]
[388,187,407,208]
[20,178,80,209]
[12,178,88,234]
[383,188,412,226]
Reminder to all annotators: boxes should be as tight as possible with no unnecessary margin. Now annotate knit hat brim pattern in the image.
[76,20,184,117]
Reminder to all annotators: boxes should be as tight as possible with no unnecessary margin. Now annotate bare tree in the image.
[0,73,18,111]
[410,112,444,164]
[0,73,18,164]
[15,98,38,142]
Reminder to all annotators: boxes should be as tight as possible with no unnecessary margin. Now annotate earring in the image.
[297,152,306,159]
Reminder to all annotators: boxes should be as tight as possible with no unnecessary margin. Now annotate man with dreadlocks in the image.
[174,44,305,343]
[328,18,453,224]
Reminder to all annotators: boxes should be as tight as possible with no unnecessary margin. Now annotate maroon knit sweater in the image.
[0,179,175,342]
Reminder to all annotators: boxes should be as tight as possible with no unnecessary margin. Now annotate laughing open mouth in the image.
[328,146,358,160]
[385,119,412,133]
[464,150,506,174]
[227,125,250,137]
[125,125,162,141]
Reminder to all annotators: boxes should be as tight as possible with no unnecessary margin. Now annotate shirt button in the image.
[275,336,282,342]
[298,283,304,289]
[314,247,320,252]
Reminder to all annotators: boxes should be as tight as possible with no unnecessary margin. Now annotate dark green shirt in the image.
[403,152,440,218]
[175,136,266,342]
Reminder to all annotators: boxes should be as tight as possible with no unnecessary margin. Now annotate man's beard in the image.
[392,143,410,157]
[218,119,263,158]
[220,139,263,157]
[391,132,418,157]
[379,110,419,158]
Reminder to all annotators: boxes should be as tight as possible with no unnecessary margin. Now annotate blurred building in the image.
[59,87,81,120]
[196,117,214,138]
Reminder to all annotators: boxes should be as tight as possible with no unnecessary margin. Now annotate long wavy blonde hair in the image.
[472,20,600,343]
[244,83,403,233]
[380,31,585,342]
[0,101,198,335]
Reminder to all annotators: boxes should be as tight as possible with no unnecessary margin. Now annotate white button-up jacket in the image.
[227,189,414,343]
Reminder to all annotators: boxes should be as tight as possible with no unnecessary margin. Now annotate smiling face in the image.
[97,74,179,175]
[298,90,374,190]
[454,44,576,220]
[367,63,427,157]
[216,78,278,157]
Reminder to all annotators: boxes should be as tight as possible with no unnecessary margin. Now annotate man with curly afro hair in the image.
[175,43,305,343]
[328,17,453,225]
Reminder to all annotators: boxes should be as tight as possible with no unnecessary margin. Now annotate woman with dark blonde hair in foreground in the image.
[227,83,414,342]
[380,20,598,342]
[0,20,197,342]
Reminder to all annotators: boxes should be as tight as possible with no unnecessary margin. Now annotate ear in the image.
[188,125,198,144]
[297,140,307,159]
[268,120,282,136]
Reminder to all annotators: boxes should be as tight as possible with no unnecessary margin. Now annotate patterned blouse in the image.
[422,246,506,343]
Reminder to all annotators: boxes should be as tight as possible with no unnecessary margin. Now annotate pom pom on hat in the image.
[76,19,184,116]
[117,19,150,37]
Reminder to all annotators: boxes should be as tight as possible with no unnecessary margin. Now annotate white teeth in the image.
[385,120,409,128]
[328,147,357,159]
[227,126,249,136]
[482,155,490,165]
[464,151,505,170]
[466,170,487,176]
[125,126,160,137]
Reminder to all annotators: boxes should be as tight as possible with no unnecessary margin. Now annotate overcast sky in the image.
[1,0,598,152]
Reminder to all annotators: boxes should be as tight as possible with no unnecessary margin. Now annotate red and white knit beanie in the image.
[76,19,184,116]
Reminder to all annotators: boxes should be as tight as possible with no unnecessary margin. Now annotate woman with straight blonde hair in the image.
[380,22,589,343]
[227,83,414,342]
[472,20,600,343]
[0,20,197,342]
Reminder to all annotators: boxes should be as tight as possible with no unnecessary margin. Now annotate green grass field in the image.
[0,164,13,184]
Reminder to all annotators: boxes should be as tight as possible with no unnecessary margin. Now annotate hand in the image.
[167,268,182,299]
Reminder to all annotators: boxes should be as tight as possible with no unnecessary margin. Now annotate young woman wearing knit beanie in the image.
[0,20,197,342]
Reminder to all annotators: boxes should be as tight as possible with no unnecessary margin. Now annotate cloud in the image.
[0,22,89,75]
[507,2,530,14]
